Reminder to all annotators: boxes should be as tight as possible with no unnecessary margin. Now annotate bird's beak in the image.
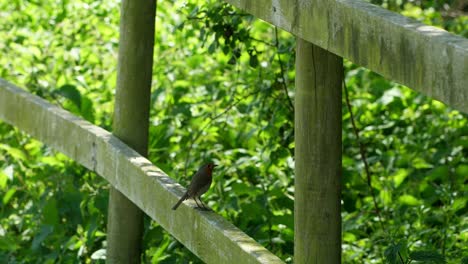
[213,164,218,168]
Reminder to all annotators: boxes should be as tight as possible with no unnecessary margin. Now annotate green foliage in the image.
[385,241,409,264]
[0,0,466,263]
[342,65,467,263]
[410,250,446,263]
[0,128,108,263]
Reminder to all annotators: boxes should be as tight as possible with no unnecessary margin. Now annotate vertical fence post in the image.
[106,0,156,263]
[295,38,343,263]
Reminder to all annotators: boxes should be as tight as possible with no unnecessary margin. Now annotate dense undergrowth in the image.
[0,0,466,263]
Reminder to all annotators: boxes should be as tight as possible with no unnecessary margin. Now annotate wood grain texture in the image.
[106,0,157,262]
[295,39,343,263]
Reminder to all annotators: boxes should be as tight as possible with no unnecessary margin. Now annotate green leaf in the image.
[455,164,468,177]
[228,54,237,65]
[3,165,13,181]
[0,144,26,161]
[0,235,20,251]
[379,87,403,105]
[43,198,59,226]
[208,41,217,54]
[249,54,258,68]
[384,242,404,264]
[0,170,8,189]
[452,198,467,212]
[80,96,95,122]
[392,169,410,188]
[343,232,357,242]
[409,250,446,263]
[412,157,433,169]
[454,136,468,148]
[399,194,422,206]
[31,225,54,250]
[380,188,393,205]
[188,6,199,18]
[2,188,16,205]
[427,166,449,181]
[56,84,82,110]
[91,249,106,260]
[231,181,257,196]
[151,238,171,262]
[40,156,65,167]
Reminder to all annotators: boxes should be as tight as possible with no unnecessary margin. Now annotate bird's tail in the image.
[172,193,188,210]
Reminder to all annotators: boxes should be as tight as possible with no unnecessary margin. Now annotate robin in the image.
[172,162,217,210]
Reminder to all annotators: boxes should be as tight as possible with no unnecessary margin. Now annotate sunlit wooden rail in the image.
[0,78,284,263]
[226,0,468,113]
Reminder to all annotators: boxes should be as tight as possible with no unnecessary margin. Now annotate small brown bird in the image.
[172,162,217,210]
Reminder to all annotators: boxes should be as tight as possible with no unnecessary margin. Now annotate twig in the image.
[398,251,405,264]
[343,79,384,227]
[274,27,294,112]
[183,88,261,177]
[248,36,275,47]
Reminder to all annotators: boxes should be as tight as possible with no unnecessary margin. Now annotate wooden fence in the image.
[0,0,466,263]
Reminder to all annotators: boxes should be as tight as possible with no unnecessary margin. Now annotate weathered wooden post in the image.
[106,0,156,262]
[295,39,343,263]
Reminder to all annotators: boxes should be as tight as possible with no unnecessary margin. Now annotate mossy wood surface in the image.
[295,39,343,263]
[106,0,156,262]
[225,0,468,113]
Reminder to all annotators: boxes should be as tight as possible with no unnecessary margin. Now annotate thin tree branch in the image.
[343,79,385,228]
[274,27,294,112]
[183,88,261,177]
[248,36,275,47]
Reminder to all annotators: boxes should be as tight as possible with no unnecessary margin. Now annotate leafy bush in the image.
[0,0,466,263]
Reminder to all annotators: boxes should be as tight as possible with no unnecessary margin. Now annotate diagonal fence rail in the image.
[0,78,284,263]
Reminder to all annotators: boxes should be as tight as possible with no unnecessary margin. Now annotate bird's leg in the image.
[198,196,210,211]
[192,197,203,208]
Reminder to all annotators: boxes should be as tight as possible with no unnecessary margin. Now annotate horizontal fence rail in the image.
[0,78,284,264]
[224,0,468,113]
